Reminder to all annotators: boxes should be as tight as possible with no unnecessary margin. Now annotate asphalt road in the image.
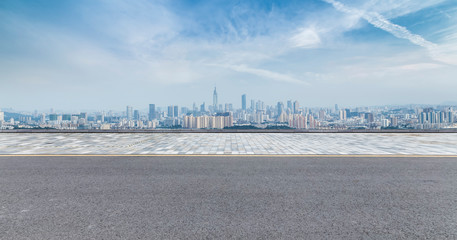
[1,156,457,239]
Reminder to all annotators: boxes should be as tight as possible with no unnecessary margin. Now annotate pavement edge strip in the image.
[1,154,457,157]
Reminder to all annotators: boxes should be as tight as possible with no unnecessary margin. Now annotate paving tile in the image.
[0,133,457,155]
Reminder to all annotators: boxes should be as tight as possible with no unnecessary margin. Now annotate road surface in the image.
[1,156,456,239]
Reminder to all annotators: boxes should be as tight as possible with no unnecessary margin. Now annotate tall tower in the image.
[242,94,246,111]
[293,101,299,114]
[149,104,156,120]
[126,106,133,120]
[213,87,218,111]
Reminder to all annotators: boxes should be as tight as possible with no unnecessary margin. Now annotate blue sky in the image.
[1,0,456,111]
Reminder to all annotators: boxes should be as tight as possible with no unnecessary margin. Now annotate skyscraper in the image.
[174,105,179,117]
[277,102,284,116]
[149,104,156,120]
[168,106,174,118]
[126,106,133,120]
[287,100,292,110]
[134,110,140,120]
[293,101,300,114]
[242,94,246,111]
[213,87,218,111]
[200,102,206,112]
[340,109,346,120]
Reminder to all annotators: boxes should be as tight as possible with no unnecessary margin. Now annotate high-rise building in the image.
[174,105,179,117]
[390,117,398,127]
[49,114,58,121]
[79,112,87,120]
[200,102,206,112]
[277,102,284,116]
[288,114,307,129]
[168,106,174,118]
[181,107,189,115]
[225,103,230,112]
[134,110,140,120]
[319,110,325,120]
[192,103,197,113]
[287,100,292,110]
[0,111,4,122]
[62,114,72,121]
[449,109,454,123]
[293,101,300,114]
[339,109,346,120]
[126,106,133,120]
[365,113,374,123]
[213,87,218,111]
[256,100,264,112]
[242,94,246,111]
[149,104,156,120]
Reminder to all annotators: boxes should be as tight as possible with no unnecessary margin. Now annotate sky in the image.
[1,0,457,112]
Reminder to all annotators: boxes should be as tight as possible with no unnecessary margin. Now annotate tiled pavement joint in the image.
[1,133,456,155]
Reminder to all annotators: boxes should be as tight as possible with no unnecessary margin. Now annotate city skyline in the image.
[1,85,457,113]
[1,87,455,131]
[1,0,457,110]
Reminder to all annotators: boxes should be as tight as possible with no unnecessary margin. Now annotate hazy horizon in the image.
[1,0,456,110]
[3,100,457,114]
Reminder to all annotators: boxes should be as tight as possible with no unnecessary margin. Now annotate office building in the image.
[200,102,205,113]
[149,104,156,120]
[168,106,174,118]
[242,94,246,111]
[277,102,284,116]
[79,112,87,120]
[339,109,346,120]
[49,114,58,121]
[287,100,292,110]
[62,114,72,121]
[294,101,300,114]
[126,106,133,120]
[174,105,179,118]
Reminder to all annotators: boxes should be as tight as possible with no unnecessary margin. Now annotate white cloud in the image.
[290,28,321,48]
[322,0,457,65]
[394,63,443,71]
[323,0,437,49]
[1,0,456,109]
[361,0,447,19]
[215,64,309,85]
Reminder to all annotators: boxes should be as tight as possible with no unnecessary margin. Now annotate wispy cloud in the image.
[290,27,321,48]
[322,0,457,65]
[1,0,456,109]
[213,64,309,85]
[322,0,438,50]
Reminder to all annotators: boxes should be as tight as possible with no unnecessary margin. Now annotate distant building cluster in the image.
[1,88,456,130]
[183,113,233,129]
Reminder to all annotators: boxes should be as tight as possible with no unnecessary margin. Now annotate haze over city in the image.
[1,0,457,111]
